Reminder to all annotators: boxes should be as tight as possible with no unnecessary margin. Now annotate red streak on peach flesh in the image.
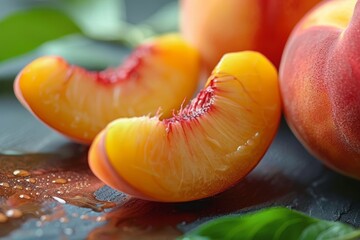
[164,79,216,133]
[96,45,153,85]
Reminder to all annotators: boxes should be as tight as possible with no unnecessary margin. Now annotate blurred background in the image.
[0,0,177,92]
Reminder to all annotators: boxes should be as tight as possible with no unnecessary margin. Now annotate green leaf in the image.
[140,1,179,33]
[179,207,360,240]
[61,0,127,41]
[117,1,180,46]
[0,7,81,62]
[37,34,130,69]
[0,34,130,81]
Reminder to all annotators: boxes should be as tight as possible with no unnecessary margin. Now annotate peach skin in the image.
[280,0,360,179]
[14,34,200,144]
[89,51,281,202]
[180,0,321,72]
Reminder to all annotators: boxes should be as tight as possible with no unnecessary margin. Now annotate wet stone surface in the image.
[1,95,360,239]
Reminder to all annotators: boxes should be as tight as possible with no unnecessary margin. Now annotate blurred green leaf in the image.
[0,0,180,84]
[141,1,179,33]
[0,7,81,62]
[179,207,360,240]
[38,34,130,69]
[0,34,131,81]
[61,0,127,41]
[60,0,179,46]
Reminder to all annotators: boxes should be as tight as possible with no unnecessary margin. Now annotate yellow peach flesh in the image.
[89,51,281,202]
[15,35,200,143]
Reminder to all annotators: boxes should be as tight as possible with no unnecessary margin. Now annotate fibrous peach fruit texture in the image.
[14,35,200,144]
[280,0,360,178]
[180,0,321,72]
[89,51,281,202]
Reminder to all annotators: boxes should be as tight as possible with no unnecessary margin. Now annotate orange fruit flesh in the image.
[89,51,281,202]
[14,34,200,144]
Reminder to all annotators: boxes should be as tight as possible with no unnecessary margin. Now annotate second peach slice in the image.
[14,35,200,144]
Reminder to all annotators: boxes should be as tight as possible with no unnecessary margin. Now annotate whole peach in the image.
[180,0,321,72]
[280,0,360,178]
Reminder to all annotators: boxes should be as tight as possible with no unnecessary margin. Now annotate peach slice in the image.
[14,34,200,144]
[89,51,281,202]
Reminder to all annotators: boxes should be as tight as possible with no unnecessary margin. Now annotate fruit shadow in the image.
[88,170,298,239]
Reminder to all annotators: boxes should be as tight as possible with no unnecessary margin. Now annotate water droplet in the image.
[80,214,89,220]
[96,216,106,222]
[40,215,50,222]
[19,194,31,200]
[63,228,74,236]
[6,209,23,218]
[179,221,187,226]
[57,190,64,195]
[59,217,68,223]
[52,196,66,204]
[254,132,260,137]
[0,213,8,223]
[0,182,10,188]
[35,192,40,196]
[237,145,245,151]
[52,178,68,184]
[246,139,254,146]
[25,187,32,191]
[65,195,116,212]
[13,169,30,177]
[216,165,229,171]
[13,185,23,190]
[26,178,36,183]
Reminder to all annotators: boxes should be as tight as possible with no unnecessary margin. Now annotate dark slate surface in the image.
[0,93,359,239]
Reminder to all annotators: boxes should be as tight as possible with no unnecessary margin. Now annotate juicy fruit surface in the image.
[14,35,200,144]
[280,0,360,178]
[89,51,281,202]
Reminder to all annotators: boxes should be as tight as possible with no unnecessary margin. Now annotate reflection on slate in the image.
[1,94,359,239]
